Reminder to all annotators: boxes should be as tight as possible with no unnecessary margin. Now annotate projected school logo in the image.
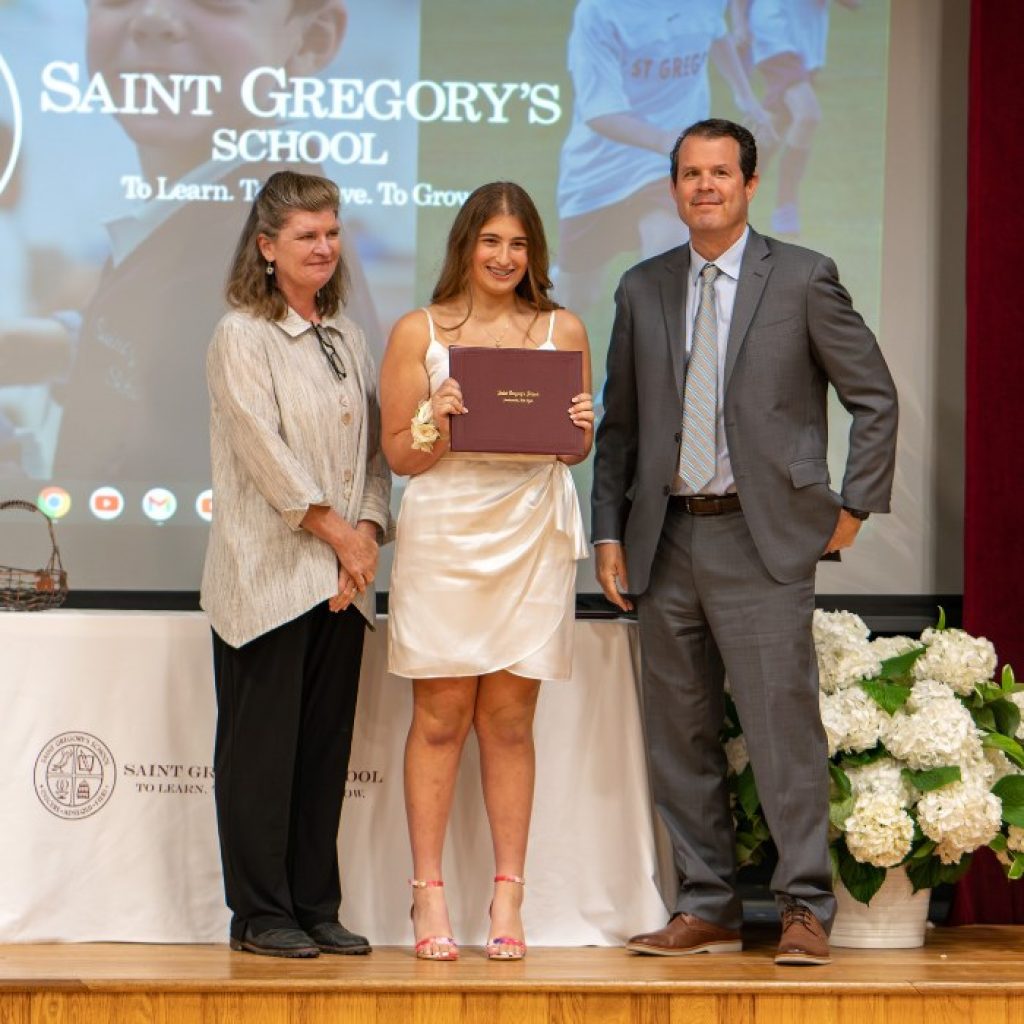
[35,732,117,820]
[0,53,22,199]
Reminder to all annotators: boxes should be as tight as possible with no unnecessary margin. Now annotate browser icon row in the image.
[36,487,213,523]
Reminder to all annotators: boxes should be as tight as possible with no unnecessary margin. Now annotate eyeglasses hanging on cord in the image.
[311,322,347,381]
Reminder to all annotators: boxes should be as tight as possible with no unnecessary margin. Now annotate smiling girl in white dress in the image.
[380,182,593,961]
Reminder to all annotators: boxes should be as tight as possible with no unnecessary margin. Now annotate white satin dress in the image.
[388,309,588,681]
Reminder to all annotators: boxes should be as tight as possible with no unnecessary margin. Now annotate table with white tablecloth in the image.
[0,611,670,945]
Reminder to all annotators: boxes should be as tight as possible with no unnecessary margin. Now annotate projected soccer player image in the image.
[554,0,773,322]
[0,0,394,485]
[733,0,863,236]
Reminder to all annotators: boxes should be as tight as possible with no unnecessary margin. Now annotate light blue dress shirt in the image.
[673,226,749,496]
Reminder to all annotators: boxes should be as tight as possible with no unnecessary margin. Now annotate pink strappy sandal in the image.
[410,879,459,961]
[486,874,527,961]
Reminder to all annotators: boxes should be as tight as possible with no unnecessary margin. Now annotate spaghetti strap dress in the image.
[387,309,588,681]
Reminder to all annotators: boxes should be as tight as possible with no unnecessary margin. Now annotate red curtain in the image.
[949,0,1024,925]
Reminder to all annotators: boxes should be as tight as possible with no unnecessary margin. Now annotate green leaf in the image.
[990,833,1008,854]
[840,744,889,769]
[721,692,742,737]
[938,855,973,886]
[902,766,961,792]
[983,732,1024,768]
[992,699,1021,740]
[906,855,944,892]
[751,817,772,841]
[735,835,761,867]
[830,796,855,831]
[976,683,1004,704]
[838,848,887,904]
[973,706,998,731]
[829,762,852,799]
[876,647,927,682]
[860,678,913,715]
[736,764,761,819]
[992,775,1024,807]
[936,606,946,631]
[1010,854,1024,881]
[1002,664,1017,693]
[991,778,1024,827]
[909,840,937,861]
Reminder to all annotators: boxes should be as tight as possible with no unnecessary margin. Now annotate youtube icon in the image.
[89,487,124,521]
[195,489,213,523]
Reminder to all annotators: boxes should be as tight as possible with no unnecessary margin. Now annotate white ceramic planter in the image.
[831,865,931,948]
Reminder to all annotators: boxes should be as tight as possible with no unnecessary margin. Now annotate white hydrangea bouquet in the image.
[725,609,1024,904]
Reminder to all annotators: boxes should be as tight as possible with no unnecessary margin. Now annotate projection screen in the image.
[0,0,924,599]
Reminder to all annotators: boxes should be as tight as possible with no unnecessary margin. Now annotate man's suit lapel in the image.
[725,228,773,391]
[657,245,690,395]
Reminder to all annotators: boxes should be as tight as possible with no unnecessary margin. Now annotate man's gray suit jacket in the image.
[591,227,898,593]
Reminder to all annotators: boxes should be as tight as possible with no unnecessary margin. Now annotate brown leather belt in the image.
[668,493,741,516]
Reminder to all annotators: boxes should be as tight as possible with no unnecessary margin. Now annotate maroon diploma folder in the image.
[448,346,584,457]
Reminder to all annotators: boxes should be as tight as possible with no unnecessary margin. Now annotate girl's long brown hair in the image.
[431,181,558,329]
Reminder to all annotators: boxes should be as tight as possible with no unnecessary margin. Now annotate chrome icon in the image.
[142,487,177,523]
[37,486,71,519]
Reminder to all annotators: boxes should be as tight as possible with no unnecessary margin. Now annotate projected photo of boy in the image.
[0,0,406,483]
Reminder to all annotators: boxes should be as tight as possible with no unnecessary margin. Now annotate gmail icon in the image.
[142,487,177,523]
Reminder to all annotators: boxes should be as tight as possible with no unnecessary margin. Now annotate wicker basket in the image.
[0,499,69,611]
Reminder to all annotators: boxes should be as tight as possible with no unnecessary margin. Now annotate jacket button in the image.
[674,432,681,444]
[663,485,670,496]
[342,412,352,426]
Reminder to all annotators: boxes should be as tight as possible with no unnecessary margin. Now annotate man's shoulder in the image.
[755,231,832,272]
[620,244,687,289]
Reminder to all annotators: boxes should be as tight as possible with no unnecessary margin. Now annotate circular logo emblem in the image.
[195,488,213,523]
[0,53,23,199]
[37,485,71,519]
[90,486,124,521]
[142,486,177,522]
[35,732,117,819]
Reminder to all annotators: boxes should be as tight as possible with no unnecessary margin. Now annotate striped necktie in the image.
[678,262,720,491]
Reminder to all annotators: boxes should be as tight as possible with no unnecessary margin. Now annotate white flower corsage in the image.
[410,399,441,452]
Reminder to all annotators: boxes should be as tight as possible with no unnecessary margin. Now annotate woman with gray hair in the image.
[201,171,391,959]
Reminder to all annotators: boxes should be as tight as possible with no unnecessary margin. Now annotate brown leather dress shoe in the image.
[626,913,742,956]
[775,904,832,965]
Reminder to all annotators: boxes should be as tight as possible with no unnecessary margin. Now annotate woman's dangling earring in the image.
[266,261,275,276]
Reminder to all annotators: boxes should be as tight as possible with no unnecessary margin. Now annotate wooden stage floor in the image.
[1,925,1022,1023]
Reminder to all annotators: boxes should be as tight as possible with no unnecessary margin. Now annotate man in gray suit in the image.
[592,118,897,965]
